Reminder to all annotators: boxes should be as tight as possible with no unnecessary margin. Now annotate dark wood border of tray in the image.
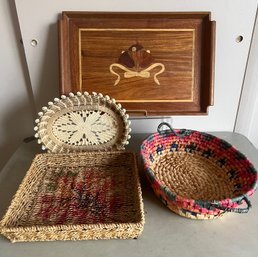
[59,12,215,116]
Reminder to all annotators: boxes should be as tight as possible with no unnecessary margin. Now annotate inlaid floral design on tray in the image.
[109,43,165,86]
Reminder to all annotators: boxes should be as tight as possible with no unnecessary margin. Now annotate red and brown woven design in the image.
[0,152,144,242]
[140,122,258,219]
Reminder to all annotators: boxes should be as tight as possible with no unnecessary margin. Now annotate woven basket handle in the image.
[157,122,187,137]
[211,197,251,214]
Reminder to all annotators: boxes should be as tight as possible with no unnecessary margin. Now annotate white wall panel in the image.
[0,0,35,170]
[235,12,258,149]
[15,0,258,133]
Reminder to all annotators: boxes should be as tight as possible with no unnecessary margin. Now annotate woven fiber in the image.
[0,152,144,242]
[140,123,258,220]
[34,92,131,153]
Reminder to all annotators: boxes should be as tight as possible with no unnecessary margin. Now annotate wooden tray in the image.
[59,12,215,115]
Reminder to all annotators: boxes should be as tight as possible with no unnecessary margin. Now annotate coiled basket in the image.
[140,122,258,219]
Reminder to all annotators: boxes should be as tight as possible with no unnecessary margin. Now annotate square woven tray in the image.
[0,152,144,242]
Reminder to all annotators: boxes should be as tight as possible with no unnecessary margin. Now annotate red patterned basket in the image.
[140,122,258,219]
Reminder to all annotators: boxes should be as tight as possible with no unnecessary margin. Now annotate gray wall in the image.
[0,0,35,171]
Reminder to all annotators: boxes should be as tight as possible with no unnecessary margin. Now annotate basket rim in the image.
[0,220,144,233]
[140,129,258,207]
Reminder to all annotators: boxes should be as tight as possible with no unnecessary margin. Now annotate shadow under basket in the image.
[140,122,258,220]
[0,152,144,242]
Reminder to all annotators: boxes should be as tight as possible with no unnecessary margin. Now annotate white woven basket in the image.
[34,92,131,153]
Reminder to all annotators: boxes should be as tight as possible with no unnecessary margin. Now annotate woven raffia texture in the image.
[141,129,258,219]
[34,92,131,153]
[0,152,144,242]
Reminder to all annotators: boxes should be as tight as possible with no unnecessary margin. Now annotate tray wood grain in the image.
[59,12,215,115]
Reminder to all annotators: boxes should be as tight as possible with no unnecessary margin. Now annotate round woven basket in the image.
[34,92,131,153]
[140,122,258,219]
